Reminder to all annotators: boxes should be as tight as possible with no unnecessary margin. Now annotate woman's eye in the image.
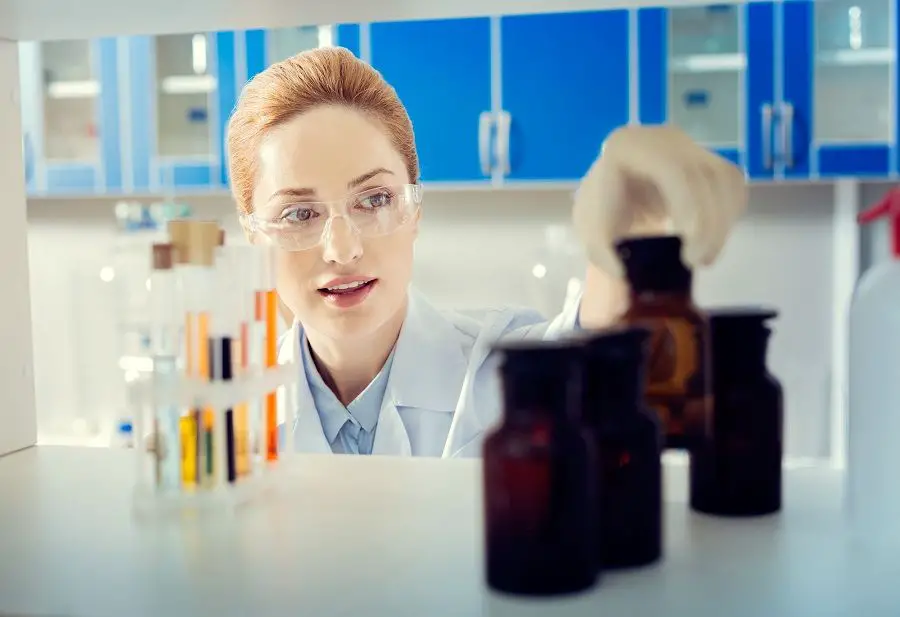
[282,207,315,223]
[358,190,393,209]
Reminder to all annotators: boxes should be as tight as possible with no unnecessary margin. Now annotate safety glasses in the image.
[241,183,423,252]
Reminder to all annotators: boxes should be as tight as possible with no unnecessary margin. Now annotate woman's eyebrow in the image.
[347,168,394,189]
[267,187,316,202]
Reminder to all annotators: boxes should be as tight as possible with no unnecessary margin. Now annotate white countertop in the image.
[0,446,896,617]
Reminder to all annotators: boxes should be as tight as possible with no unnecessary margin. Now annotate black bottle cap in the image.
[493,339,580,376]
[581,326,650,363]
[493,339,582,418]
[616,235,691,293]
[708,307,778,339]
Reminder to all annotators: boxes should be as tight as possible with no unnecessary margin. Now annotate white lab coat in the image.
[277,288,580,458]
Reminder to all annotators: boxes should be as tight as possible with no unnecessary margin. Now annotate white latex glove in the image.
[572,125,748,278]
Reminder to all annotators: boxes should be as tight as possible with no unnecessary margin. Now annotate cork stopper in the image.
[151,243,174,270]
[167,220,191,265]
[186,220,220,267]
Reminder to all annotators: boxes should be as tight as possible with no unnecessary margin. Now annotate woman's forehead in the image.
[254,106,407,203]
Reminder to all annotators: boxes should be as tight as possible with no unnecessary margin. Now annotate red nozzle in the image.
[859,188,900,258]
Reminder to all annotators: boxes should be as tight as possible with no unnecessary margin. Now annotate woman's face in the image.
[252,105,418,341]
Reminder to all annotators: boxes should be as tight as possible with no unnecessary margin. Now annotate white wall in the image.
[28,183,844,457]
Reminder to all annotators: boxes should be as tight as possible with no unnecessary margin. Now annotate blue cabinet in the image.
[783,0,895,178]
[125,32,238,191]
[370,18,493,183]
[638,0,897,180]
[637,5,760,174]
[501,11,630,181]
[19,38,123,194]
[369,13,631,184]
[245,25,361,83]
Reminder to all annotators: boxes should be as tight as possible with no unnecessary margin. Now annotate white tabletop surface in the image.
[0,446,896,617]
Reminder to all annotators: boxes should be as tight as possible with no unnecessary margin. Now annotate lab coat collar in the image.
[385,287,468,413]
[281,287,470,456]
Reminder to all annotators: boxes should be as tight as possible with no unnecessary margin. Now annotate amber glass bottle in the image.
[615,235,712,450]
[690,308,783,516]
[483,340,597,596]
[580,327,662,569]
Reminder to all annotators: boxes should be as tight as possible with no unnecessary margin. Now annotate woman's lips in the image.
[317,278,378,309]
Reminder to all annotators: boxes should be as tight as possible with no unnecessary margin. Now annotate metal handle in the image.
[23,133,33,184]
[781,101,794,169]
[478,111,493,176]
[761,103,773,170]
[495,110,511,176]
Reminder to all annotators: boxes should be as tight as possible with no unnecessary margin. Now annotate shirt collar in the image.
[301,331,395,443]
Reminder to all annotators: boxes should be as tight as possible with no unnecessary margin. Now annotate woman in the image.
[227,47,746,458]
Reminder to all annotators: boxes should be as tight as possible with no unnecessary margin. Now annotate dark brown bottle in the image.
[690,308,784,516]
[483,340,597,596]
[615,235,712,450]
[579,327,663,570]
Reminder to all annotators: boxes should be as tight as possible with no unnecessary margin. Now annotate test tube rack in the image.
[128,359,298,522]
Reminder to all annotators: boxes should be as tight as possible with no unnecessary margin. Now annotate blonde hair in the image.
[226,47,419,214]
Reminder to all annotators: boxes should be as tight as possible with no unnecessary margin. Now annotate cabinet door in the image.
[370,18,492,183]
[245,24,361,84]
[127,32,237,191]
[639,4,773,178]
[22,39,122,194]
[783,0,893,178]
[500,11,629,181]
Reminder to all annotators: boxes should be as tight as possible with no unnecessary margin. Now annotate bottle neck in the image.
[629,289,692,306]
[713,335,770,379]
[502,372,576,424]
[581,360,643,423]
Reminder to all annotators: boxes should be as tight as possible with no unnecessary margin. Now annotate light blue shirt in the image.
[278,288,582,458]
[301,333,395,455]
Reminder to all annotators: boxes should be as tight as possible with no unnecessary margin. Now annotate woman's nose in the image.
[321,215,363,264]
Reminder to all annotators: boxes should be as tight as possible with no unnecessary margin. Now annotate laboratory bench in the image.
[0,446,896,617]
[16,0,900,197]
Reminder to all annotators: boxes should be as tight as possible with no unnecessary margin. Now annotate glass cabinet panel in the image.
[815,0,894,143]
[267,26,333,64]
[155,33,216,159]
[668,5,744,148]
[41,40,99,163]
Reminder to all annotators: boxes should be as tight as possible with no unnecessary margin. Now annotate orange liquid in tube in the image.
[265,288,279,461]
[180,312,198,487]
[235,321,250,476]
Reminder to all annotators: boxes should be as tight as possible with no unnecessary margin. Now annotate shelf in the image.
[817,47,895,67]
[45,79,100,99]
[670,52,745,73]
[159,74,216,95]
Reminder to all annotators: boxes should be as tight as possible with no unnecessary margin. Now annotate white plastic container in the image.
[847,187,900,534]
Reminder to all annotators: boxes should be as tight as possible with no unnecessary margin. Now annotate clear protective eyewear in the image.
[241,183,423,252]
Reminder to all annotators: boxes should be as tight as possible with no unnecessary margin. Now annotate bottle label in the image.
[634,316,712,446]
[646,318,697,390]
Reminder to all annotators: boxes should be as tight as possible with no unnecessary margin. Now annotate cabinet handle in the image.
[761,103,773,170]
[495,110,512,176]
[478,111,493,177]
[781,101,794,169]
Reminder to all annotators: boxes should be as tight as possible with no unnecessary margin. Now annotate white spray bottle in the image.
[847,187,900,533]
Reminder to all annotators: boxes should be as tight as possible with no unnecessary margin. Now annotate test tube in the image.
[227,245,253,478]
[168,219,219,488]
[167,220,199,488]
[249,246,279,463]
[261,247,279,461]
[209,244,239,485]
[188,221,221,488]
[148,242,181,491]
